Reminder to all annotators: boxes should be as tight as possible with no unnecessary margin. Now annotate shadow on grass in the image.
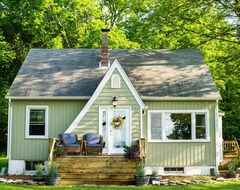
[0,181,240,190]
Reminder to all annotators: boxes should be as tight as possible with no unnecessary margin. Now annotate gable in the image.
[65,59,145,133]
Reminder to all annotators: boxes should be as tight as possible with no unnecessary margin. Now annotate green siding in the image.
[11,100,86,160]
[73,69,141,141]
[143,101,216,166]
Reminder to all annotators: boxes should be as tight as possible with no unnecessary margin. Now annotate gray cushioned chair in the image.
[58,133,82,155]
[83,133,104,155]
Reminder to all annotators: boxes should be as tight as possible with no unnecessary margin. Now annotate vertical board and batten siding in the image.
[143,101,216,166]
[11,100,86,160]
[73,69,141,142]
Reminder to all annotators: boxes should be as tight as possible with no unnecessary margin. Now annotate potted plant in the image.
[227,159,238,178]
[124,145,140,159]
[33,163,45,182]
[134,161,150,186]
[45,162,61,186]
[150,169,161,182]
[54,144,65,157]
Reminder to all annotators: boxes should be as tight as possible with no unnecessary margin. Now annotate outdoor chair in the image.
[58,133,82,155]
[83,133,104,155]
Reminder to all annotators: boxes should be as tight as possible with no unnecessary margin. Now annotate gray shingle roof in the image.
[7,49,221,99]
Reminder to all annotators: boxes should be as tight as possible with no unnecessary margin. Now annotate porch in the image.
[48,138,145,185]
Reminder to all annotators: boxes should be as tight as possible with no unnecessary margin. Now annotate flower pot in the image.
[45,176,61,186]
[227,171,236,178]
[33,175,46,182]
[134,175,150,186]
[150,176,162,183]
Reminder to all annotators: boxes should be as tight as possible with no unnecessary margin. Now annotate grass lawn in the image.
[0,154,8,168]
[0,181,240,190]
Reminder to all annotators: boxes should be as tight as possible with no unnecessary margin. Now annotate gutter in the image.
[5,96,90,100]
[141,96,222,101]
[7,99,12,171]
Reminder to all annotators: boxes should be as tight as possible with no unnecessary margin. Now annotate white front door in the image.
[99,108,130,154]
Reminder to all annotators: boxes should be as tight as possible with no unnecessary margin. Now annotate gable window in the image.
[26,106,48,139]
[111,75,121,88]
[148,110,209,142]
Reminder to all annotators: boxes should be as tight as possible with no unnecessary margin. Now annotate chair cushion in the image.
[61,133,76,144]
[65,143,80,147]
[86,133,100,145]
[87,144,101,147]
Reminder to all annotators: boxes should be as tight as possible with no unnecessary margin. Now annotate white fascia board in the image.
[5,96,90,100]
[65,59,145,133]
[141,96,221,101]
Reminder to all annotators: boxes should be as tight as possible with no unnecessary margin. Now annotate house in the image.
[6,29,223,176]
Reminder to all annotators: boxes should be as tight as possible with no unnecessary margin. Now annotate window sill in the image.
[148,139,210,143]
[25,136,48,140]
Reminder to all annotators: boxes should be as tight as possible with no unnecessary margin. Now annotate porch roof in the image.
[6,49,221,99]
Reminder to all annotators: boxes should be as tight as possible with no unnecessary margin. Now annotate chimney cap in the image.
[101,29,110,32]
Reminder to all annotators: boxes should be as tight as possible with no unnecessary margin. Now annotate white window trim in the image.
[25,105,49,139]
[111,74,121,88]
[148,110,210,143]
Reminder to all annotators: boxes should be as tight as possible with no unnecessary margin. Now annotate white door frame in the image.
[99,107,131,155]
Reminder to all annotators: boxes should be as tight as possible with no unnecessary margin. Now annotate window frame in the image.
[148,110,209,142]
[111,75,121,88]
[25,105,49,139]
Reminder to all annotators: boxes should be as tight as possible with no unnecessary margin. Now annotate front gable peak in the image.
[65,59,145,133]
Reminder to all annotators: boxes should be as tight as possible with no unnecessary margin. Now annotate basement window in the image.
[164,167,184,173]
[25,161,45,171]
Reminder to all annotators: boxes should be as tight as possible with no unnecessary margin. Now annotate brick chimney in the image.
[101,29,110,67]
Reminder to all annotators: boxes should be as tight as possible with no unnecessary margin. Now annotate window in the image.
[25,161,45,171]
[148,110,209,142]
[164,167,184,173]
[111,75,121,88]
[26,106,48,138]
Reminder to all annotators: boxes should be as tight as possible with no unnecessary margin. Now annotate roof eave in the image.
[5,96,90,100]
[141,96,222,101]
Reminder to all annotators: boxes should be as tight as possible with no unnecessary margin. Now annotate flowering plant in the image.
[111,116,125,129]
[124,145,140,159]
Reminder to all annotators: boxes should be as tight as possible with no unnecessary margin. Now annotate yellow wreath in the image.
[111,116,125,129]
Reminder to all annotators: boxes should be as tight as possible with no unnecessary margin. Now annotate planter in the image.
[134,175,150,186]
[33,175,46,182]
[45,176,61,186]
[150,176,162,183]
[227,171,237,178]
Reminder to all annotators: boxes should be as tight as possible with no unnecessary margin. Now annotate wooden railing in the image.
[138,138,146,158]
[48,138,58,164]
[223,140,240,158]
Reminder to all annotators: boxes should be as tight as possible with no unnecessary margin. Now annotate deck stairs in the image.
[55,156,140,186]
[219,141,240,176]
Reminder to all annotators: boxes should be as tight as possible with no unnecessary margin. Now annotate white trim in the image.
[148,110,210,142]
[8,160,25,174]
[215,100,219,174]
[111,74,121,88]
[141,96,221,101]
[7,99,12,161]
[25,106,49,139]
[140,107,143,138]
[65,59,145,133]
[5,96,90,100]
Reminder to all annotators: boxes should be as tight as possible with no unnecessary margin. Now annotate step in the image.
[60,173,135,180]
[60,179,135,186]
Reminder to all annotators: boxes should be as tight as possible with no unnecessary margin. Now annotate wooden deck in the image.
[55,156,140,185]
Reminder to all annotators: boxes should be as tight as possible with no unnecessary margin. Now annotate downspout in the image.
[7,99,12,173]
[215,100,219,174]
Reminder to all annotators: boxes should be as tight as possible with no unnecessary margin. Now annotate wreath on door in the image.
[111,116,125,129]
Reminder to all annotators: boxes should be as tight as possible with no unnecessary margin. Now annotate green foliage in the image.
[35,163,44,177]
[136,161,146,176]
[48,162,59,178]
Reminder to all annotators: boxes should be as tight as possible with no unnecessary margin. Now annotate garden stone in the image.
[177,181,186,185]
[13,179,24,184]
[216,177,225,182]
[181,180,191,184]
[152,180,160,185]
[6,179,14,183]
[0,178,7,183]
